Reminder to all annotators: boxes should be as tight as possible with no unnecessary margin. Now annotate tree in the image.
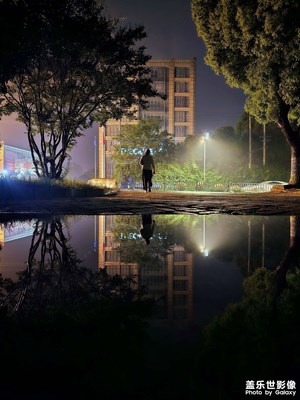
[0,0,39,91]
[0,0,156,179]
[235,112,290,178]
[191,0,300,186]
[111,119,175,182]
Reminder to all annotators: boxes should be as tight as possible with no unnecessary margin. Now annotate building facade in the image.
[0,141,34,177]
[98,58,196,179]
[97,215,194,325]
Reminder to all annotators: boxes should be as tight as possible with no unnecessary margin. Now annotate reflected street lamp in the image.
[200,215,209,257]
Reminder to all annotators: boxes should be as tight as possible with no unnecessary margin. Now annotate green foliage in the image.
[0,0,39,90]
[108,215,204,272]
[191,0,300,184]
[112,119,175,182]
[0,0,156,179]
[235,113,290,178]
[113,113,289,187]
[156,161,230,191]
[191,267,300,398]
[214,126,235,141]
[192,0,300,124]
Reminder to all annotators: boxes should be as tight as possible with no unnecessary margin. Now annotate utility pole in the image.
[262,123,266,166]
[248,114,252,169]
[94,135,97,178]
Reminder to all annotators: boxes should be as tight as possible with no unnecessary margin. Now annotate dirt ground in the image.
[1,188,300,219]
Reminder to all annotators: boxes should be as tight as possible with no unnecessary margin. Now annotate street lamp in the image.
[202,132,210,185]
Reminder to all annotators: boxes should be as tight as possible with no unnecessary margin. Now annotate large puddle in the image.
[0,214,299,398]
[0,214,292,325]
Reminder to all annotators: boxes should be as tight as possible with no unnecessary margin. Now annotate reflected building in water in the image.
[0,222,34,279]
[0,227,3,248]
[97,215,193,324]
[0,215,293,322]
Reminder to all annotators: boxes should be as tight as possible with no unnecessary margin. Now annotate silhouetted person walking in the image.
[140,214,155,245]
[140,149,155,192]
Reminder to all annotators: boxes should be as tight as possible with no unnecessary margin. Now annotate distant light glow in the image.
[200,246,209,257]
[204,131,210,139]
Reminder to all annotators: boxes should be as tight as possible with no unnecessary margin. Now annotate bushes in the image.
[0,178,106,202]
[155,162,230,191]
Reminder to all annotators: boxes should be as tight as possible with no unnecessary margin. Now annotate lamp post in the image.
[202,132,210,185]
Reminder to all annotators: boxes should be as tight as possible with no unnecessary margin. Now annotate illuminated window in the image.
[152,81,168,95]
[151,67,169,81]
[175,111,189,123]
[106,125,120,136]
[105,235,113,247]
[174,126,188,137]
[105,157,114,179]
[105,251,120,262]
[174,96,189,107]
[173,251,188,262]
[175,67,190,78]
[148,98,167,112]
[105,215,114,229]
[175,81,189,93]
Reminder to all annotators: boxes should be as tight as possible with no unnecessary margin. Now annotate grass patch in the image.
[0,177,108,202]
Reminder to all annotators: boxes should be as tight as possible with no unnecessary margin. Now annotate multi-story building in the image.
[97,215,194,325]
[98,58,196,179]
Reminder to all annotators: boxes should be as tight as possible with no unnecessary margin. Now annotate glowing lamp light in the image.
[200,246,209,257]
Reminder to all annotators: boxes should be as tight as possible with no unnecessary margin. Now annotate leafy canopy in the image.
[0,0,156,178]
[112,119,175,182]
[191,0,300,125]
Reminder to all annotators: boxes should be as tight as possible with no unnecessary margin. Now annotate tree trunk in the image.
[276,215,300,291]
[289,144,300,186]
[277,100,300,186]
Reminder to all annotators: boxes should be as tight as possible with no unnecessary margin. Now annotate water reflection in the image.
[0,214,300,398]
[140,214,155,245]
[0,214,296,324]
[198,216,300,397]
[0,218,139,317]
[276,215,300,290]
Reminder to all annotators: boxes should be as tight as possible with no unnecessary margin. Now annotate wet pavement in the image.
[1,189,300,218]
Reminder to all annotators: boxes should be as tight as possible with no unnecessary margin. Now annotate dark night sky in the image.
[0,0,246,175]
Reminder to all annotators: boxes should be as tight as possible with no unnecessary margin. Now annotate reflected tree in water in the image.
[276,216,300,291]
[0,218,139,317]
[192,215,300,398]
[0,217,155,400]
[111,215,173,268]
[211,216,290,275]
[111,215,197,268]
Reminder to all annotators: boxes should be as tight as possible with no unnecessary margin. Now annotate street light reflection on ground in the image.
[200,215,209,256]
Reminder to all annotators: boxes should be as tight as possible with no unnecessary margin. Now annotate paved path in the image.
[1,189,300,219]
